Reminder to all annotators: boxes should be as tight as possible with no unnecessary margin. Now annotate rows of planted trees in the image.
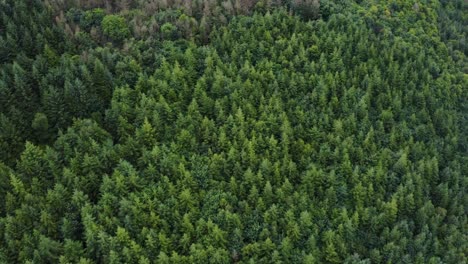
[0,0,466,263]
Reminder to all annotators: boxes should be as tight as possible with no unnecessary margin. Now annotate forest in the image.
[0,0,466,263]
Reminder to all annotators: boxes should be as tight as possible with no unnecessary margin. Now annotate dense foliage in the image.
[0,0,466,263]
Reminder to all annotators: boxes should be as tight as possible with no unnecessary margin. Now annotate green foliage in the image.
[161,22,178,40]
[31,113,49,143]
[0,0,466,263]
[81,8,105,30]
[291,0,321,20]
[101,15,130,42]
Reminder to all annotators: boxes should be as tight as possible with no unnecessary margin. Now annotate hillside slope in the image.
[0,0,466,263]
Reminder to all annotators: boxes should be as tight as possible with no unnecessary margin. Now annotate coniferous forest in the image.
[0,0,467,263]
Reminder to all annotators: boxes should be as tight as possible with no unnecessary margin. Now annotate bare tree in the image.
[184,0,193,16]
[203,0,213,16]
[222,0,234,15]
[117,0,131,11]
